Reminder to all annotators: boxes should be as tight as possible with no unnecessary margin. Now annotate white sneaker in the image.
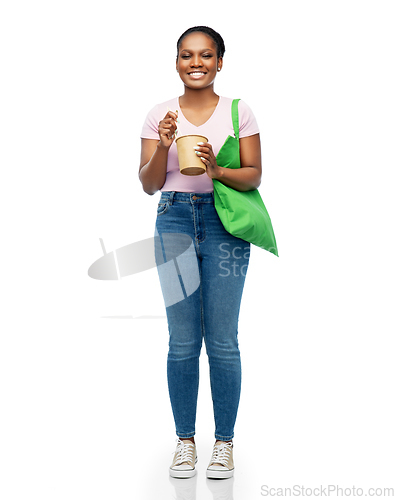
[169,439,198,478]
[206,441,234,479]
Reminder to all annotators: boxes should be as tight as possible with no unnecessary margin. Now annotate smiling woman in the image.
[138,26,265,481]
[177,28,223,90]
[139,27,261,194]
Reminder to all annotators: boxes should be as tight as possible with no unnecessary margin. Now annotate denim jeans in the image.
[154,191,250,441]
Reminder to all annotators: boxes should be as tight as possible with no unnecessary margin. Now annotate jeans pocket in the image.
[157,200,170,216]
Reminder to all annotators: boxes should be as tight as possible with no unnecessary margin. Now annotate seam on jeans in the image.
[158,231,167,262]
[200,263,205,341]
[177,432,196,438]
[192,204,206,245]
[156,200,170,216]
[215,434,235,441]
[198,204,206,244]
[160,198,213,204]
[192,204,200,256]
[171,200,212,204]
[161,192,213,204]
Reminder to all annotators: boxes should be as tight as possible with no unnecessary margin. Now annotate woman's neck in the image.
[179,85,219,110]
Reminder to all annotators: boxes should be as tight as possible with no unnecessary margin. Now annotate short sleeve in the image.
[238,100,260,139]
[140,104,160,140]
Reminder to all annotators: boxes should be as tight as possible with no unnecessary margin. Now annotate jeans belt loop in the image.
[169,191,175,205]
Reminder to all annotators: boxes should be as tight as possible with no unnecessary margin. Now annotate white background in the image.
[1,1,394,499]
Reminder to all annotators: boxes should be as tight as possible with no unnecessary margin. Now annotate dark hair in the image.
[177,26,225,59]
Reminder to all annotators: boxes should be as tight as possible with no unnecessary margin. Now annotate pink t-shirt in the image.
[140,96,260,193]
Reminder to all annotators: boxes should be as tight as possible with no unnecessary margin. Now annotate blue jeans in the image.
[154,192,250,441]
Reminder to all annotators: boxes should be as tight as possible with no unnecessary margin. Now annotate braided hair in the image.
[177,26,225,59]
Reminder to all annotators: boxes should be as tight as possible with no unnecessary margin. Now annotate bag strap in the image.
[231,99,241,141]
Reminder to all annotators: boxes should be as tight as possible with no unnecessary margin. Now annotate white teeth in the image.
[189,72,205,76]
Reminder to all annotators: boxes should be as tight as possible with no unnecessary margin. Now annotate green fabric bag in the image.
[213,99,279,256]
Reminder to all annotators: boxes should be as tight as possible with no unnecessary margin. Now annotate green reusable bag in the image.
[213,99,279,256]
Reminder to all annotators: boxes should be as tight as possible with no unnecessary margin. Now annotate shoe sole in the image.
[169,458,198,479]
[206,468,234,479]
[169,468,197,478]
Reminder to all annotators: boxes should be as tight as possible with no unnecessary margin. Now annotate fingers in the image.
[194,142,211,153]
[195,141,210,149]
[193,142,214,162]
[158,109,179,145]
[160,121,176,136]
[166,110,178,121]
[160,117,177,133]
[164,108,179,137]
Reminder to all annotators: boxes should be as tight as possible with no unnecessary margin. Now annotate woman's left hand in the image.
[194,142,221,180]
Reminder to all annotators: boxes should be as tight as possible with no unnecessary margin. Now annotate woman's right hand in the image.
[158,110,178,148]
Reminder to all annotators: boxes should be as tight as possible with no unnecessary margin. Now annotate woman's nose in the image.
[190,55,202,67]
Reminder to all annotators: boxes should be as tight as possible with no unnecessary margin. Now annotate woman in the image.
[139,26,262,479]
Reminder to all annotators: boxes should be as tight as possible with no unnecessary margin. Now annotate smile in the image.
[188,72,207,78]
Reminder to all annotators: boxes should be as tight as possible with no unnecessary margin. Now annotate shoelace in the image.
[210,442,232,466]
[173,439,195,465]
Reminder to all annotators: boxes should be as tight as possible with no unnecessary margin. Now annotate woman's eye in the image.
[180,54,213,59]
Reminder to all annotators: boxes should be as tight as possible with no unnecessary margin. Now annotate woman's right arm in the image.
[138,110,178,195]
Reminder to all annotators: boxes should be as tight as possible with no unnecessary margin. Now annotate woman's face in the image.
[176,32,223,90]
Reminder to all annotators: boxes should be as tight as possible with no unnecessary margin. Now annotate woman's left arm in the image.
[196,133,262,191]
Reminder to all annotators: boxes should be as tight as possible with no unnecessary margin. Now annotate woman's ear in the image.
[176,57,179,73]
[217,57,223,72]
